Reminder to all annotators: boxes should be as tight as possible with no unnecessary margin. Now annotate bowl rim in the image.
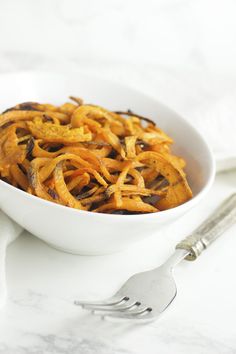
[0,70,216,220]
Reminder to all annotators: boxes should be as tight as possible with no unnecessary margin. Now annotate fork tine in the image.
[74,296,128,308]
[84,300,140,312]
[101,307,154,320]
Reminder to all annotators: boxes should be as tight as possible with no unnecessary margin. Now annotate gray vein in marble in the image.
[0,329,132,354]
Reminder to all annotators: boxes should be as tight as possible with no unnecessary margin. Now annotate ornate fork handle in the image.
[176,193,236,260]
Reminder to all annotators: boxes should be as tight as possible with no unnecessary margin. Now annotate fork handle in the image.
[176,193,236,260]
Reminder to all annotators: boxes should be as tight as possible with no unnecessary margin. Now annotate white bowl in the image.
[0,71,215,255]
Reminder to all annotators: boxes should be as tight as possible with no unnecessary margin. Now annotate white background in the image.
[0,0,236,110]
[0,1,236,354]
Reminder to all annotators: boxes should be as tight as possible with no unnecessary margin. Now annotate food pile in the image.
[0,98,192,214]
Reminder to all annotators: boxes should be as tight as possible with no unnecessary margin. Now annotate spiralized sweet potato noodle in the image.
[0,99,192,214]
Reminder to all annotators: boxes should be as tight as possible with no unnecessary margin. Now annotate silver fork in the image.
[75,193,236,321]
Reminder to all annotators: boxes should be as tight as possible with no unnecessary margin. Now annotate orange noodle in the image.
[0,98,192,214]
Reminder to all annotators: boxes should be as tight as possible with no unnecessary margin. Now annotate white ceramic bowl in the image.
[0,71,215,255]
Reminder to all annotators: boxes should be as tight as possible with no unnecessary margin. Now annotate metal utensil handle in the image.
[176,193,236,260]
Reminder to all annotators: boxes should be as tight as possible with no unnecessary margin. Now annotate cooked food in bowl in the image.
[0,98,192,214]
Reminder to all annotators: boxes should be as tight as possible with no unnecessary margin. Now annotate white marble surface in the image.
[0,0,236,353]
[0,170,235,354]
